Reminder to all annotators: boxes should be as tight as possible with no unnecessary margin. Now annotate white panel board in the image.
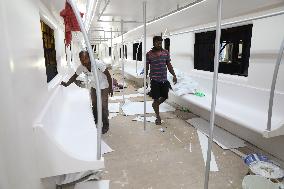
[187,118,246,149]
[197,131,219,172]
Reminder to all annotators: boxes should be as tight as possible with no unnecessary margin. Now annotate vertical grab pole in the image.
[111,28,113,65]
[111,28,114,90]
[143,1,147,131]
[267,38,284,131]
[204,0,222,188]
[121,20,125,103]
[67,0,102,160]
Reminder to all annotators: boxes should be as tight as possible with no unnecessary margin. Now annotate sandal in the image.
[155,118,162,125]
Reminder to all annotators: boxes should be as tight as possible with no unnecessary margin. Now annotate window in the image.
[123,45,127,59]
[194,24,252,76]
[109,47,112,56]
[164,38,170,52]
[40,20,58,82]
[133,42,142,61]
[120,48,121,58]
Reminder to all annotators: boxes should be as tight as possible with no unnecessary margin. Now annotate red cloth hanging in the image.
[60,2,84,46]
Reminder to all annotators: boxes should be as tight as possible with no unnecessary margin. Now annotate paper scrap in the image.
[110,93,144,100]
[197,131,219,172]
[109,103,120,113]
[174,134,183,143]
[122,101,175,116]
[132,116,164,123]
[102,140,114,155]
[109,113,118,119]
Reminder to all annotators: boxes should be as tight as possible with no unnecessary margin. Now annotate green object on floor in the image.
[194,91,205,97]
[180,107,190,112]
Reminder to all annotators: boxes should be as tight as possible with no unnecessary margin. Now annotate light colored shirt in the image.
[76,59,109,89]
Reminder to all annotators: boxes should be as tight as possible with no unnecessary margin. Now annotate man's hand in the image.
[173,76,177,84]
[108,87,113,97]
[61,81,68,87]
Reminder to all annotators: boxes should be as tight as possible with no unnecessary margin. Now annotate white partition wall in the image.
[0,0,53,188]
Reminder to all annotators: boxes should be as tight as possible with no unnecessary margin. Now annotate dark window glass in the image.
[164,38,170,52]
[133,42,142,61]
[194,24,253,76]
[40,20,58,83]
[123,45,128,59]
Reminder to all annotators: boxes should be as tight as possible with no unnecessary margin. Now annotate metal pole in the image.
[143,1,147,131]
[67,0,102,160]
[121,20,125,103]
[111,28,113,64]
[267,38,284,131]
[204,0,222,188]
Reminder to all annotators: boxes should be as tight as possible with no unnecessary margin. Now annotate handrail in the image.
[169,10,284,36]
[204,0,223,189]
[67,0,103,160]
[267,38,284,131]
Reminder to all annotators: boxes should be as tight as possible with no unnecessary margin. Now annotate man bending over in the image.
[61,50,113,134]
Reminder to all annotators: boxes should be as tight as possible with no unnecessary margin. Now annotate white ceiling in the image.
[89,0,284,42]
[40,0,284,44]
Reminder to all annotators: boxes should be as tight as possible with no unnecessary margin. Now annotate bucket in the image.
[242,175,281,189]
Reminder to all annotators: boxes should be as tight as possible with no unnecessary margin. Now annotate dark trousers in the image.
[90,88,109,130]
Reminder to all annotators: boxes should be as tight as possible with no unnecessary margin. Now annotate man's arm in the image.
[103,69,113,97]
[166,62,177,84]
[61,73,79,87]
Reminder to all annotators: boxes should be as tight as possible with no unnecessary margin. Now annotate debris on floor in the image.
[132,116,164,124]
[178,107,191,113]
[159,128,165,132]
[102,141,114,155]
[242,175,283,189]
[174,134,183,143]
[74,180,110,189]
[122,101,175,116]
[55,170,102,186]
[197,130,219,172]
[109,113,118,119]
[108,103,120,113]
[243,154,284,179]
[110,93,144,100]
[187,118,246,150]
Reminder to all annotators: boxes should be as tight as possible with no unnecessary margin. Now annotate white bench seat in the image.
[167,69,284,138]
[34,83,105,178]
[179,92,283,135]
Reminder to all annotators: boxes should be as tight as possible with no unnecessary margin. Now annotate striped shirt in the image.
[146,49,170,82]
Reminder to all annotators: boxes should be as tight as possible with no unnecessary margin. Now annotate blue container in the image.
[243,153,269,166]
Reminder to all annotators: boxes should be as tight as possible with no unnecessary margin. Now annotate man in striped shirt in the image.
[146,36,177,125]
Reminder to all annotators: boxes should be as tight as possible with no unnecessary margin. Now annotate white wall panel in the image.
[0,0,68,188]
